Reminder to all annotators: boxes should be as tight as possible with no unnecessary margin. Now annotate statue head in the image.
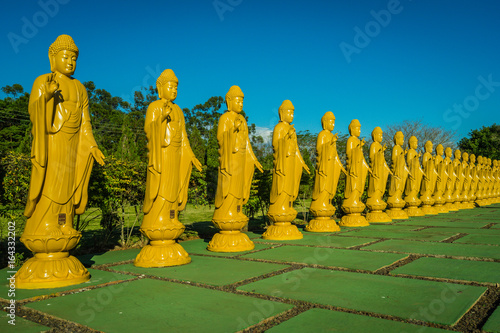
[48,34,79,76]
[371,127,383,143]
[477,155,483,164]
[470,154,476,163]
[408,136,418,149]
[157,69,178,101]
[393,131,404,146]
[225,85,244,113]
[436,144,444,155]
[424,140,433,153]
[321,111,335,131]
[348,119,361,137]
[279,100,294,123]
[454,149,461,160]
[462,152,469,162]
[445,147,452,157]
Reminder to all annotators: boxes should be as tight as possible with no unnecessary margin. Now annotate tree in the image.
[458,124,500,160]
[0,84,30,155]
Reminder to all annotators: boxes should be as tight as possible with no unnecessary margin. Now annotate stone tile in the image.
[364,240,500,260]
[26,278,293,332]
[240,246,407,271]
[453,234,500,246]
[391,257,500,284]
[238,268,486,325]
[394,220,490,228]
[345,229,457,241]
[0,268,134,302]
[418,227,500,235]
[109,256,289,286]
[483,305,500,332]
[267,308,449,333]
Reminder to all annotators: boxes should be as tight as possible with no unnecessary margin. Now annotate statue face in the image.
[396,135,404,146]
[470,155,476,163]
[351,126,361,137]
[445,148,452,157]
[436,146,443,155]
[425,143,433,152]
[410,139,418,149]
[159,82,178,101]
[325,118,335,131]
[227,96,243,113]
[454,150,461,159]
[373,131,383,143]
[52,50,77,76]
[282,108,294,123]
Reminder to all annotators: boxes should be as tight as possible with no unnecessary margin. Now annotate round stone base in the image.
[134,241,191,267]
[444,202,459,211]
[207,231,255,252]
[15,253,90,289]
[405,206,425,217]
[386,208,409,220]
[366,211,392,223]
[420,205,439,215]
[262,222,303,240]
[433,204,449,213]
[339,213,369,227]
[305,218,340,232]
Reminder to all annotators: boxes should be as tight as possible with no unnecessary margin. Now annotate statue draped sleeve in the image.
[143,100,162,214]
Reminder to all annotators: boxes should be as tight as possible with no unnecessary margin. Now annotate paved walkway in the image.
[2,204,500,332]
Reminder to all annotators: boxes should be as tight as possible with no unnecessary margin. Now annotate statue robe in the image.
[312,130,343,201]
[368,142,390,199]
[389,145,409,196]
[24,74,97,234]
[344,136,369,200]
[143,100,195,214]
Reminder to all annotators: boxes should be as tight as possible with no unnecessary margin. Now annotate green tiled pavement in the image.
[483,306,500,332]
[255,233,379,248]
[344,229,458,241]
[26,278,293,333]
[240,246,407,271]
[453,234,500,246]
[0,315,50,332]
[394,220,491,228]
[78,248,140,267]
[391,257,500,284]
[180,238,274,257]
[0,268,135,301]
[364,239,500,259]
[267,308,449,333]
[238,268,486,325]
[109,256,289,286]
[418,227,500,235]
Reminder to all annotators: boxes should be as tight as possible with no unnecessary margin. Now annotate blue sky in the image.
[1,0,499,141]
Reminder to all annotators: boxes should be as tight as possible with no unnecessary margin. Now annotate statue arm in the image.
[346,137,356,176]
[218,114,232,176]
[145,102,162,174]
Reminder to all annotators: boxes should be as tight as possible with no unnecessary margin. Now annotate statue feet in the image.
[305,217,340,232]
[16,232,89,289]
[135,240,191,267]
[444,202,459,211]
[366,210,392,223]
[386,208,409,220]
[339,213,369,227]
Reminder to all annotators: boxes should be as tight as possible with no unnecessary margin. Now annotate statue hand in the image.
[91,147,105,166]
[45,73,59,98]
[333,133,338,141]
[162,101,172,120]
[255,161,264,173]
[234,118,242,131]
[288,126,295,137]
[192,156,203,172]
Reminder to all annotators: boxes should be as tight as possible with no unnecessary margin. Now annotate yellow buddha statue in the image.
[475,156,486,206]
[340,119,371,227]
[135,69,202,267]
[386,131,410,219]
[208,86,263,251]
[263,100,309,240]
[404,136,425,216]
[307,112,345,232]
[420,141,439,215]
[460,152,473,209]
[468,154,479,207]
[453,150,466,209]
[494,160,500,203]
[443,147,459,211]
[432,144,449,213]
[366,127,392,223]
[16,35,105,289]
[486,158,494,204]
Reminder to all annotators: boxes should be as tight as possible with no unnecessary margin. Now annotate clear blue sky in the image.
[1,0,499,141]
